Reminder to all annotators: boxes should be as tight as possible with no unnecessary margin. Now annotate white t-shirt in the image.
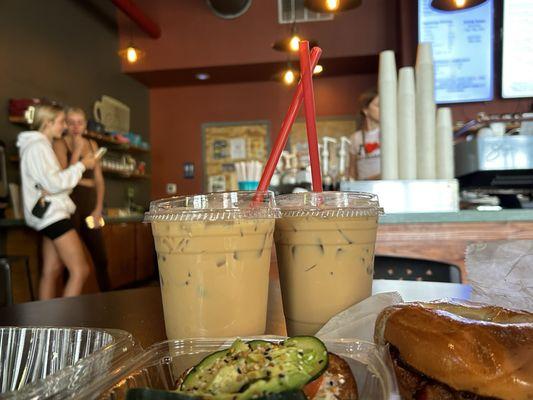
[349,128,381,180]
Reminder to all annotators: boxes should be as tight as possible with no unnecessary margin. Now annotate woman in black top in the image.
[53,107,110,291]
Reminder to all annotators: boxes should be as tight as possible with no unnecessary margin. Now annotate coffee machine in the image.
[454,113,533,208]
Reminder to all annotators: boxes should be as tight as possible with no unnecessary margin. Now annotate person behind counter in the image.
[17,104,95,299]
[349,89,381,180]
[53,107,110,291]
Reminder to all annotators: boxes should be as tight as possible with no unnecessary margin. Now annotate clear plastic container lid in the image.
[74,336,399,399]
[144,191,281,222]
[0,326,140,399]
[276,191,384,218]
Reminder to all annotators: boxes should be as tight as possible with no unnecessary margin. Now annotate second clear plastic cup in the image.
[274,191,383,336]
[145,191,280,339]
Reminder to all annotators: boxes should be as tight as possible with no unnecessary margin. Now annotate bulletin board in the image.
[202,121,270,192]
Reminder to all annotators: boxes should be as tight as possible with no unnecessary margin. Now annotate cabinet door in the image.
[135,222,155,281]
[103,223,136,289]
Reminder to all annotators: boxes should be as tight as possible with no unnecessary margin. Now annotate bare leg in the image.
[53,230,91,297]
[39,237,64,300]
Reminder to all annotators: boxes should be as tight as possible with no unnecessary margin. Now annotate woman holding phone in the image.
[18,104,95,299]
[53,107,110,291]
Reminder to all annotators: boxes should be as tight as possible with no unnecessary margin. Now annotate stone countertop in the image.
[380,209,533,224]
[2,209,533,228]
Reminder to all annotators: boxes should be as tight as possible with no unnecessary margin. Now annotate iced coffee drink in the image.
[274,192,382,335]
[145,192,279,339]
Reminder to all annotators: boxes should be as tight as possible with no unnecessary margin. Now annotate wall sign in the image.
[418,0,494,104]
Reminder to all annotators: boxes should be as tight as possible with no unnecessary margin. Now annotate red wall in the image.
[119,0,396,71]
[150,74,376,198]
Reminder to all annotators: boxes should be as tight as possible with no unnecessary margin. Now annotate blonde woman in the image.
[53,107,110,291]
[17,104,96,299]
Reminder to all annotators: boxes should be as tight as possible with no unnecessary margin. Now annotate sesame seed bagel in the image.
[374,300,533,400]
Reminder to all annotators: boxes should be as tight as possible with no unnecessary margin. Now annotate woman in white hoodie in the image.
[18,104,96,299]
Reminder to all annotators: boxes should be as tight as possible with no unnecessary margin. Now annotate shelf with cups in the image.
[83,131,150,154]
[9,155,150,180]
[101,167,150,180]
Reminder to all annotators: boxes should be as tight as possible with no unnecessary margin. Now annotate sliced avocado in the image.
[178,337,328,400]
[126,388,201,399]
[254,390,307,400]
[126,388,307,400]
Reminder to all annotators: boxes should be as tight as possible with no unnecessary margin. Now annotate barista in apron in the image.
[349,89,381,180]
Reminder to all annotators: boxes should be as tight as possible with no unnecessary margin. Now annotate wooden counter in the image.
[1,216,154,303]
[376,210,533,279]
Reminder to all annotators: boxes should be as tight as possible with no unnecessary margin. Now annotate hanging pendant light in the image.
[304,0,362,13]
[272,23,318,53]
[430,0,487,11]
[118,44,145,64]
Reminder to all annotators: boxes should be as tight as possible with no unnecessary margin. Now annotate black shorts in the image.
[40,219,74,240]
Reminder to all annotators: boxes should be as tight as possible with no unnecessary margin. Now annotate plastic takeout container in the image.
[275,191,384,218]
[75,336,399,399]
[144,191,280,222]
[0,326,140,399]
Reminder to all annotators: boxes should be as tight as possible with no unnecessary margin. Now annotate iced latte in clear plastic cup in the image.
[145,191,279,339]
[274,191,383,335]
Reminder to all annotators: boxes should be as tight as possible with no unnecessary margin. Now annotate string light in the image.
[313,64,324,74]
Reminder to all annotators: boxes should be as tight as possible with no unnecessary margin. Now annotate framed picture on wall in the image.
[202,121,270,192]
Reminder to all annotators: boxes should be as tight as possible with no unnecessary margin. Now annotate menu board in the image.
[502,0,533,98]
[418,0,494,104]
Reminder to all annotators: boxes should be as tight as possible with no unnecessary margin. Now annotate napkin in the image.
[315,292,403,342]
[466,240,533,312]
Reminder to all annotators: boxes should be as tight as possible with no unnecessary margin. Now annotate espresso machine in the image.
[454,113,533,208]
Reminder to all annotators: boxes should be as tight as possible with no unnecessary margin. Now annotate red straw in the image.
[255,46,322,194]
[299,40,322,192]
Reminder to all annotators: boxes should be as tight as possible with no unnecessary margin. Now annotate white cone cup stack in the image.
[415,43,437,179]
[398,67,417,180]
[378,50,399,180]
[436,107,454,179]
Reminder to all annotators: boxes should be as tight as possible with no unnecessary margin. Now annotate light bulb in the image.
[454,0,466,7]
[289,35,301,52]
[126,46,138,63]
[283,69,296,85]
[313,64,324,74]
[326,0,340,11]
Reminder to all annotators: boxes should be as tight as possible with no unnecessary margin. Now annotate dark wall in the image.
[0,0,150,209]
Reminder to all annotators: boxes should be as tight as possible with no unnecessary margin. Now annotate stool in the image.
[0,255,34,306]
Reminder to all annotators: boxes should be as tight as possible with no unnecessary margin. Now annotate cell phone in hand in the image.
[94,147,107,160]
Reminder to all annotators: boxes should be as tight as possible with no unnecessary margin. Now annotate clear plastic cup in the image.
[274,191,383,335]
[144,191,280,339]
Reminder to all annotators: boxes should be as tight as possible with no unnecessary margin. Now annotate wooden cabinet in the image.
[102,221,155,289]
[103,223,136,289]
